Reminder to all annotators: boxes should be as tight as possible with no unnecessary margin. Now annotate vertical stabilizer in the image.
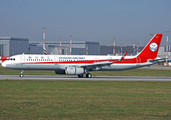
[43,47,49,55]
[137,34,163,62]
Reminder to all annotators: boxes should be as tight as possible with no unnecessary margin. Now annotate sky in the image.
[0,0,171,46]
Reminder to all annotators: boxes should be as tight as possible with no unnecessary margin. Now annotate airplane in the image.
[1,34,164,78]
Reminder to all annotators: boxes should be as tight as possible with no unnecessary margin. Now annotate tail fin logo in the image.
[150,42,158,52]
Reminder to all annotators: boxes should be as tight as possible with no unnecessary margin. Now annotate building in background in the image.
[0,36,168,59]
[158,46,165,58]
[0,37,29,56]
[158,46,171,59]
[47,41,100,55]
[100,45,143,56]
[29,41,100,55]
[0,37,100,56]
[29,42,43,54]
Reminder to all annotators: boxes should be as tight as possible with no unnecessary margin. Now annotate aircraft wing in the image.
[79,52,128,70]
[80,61,113,70]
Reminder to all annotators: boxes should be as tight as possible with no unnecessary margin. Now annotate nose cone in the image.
[1,62,6,68]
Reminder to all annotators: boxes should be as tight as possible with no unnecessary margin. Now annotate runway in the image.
[0,75,171,81]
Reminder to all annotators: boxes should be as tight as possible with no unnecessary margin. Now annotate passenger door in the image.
[20,55,25,64]
[136,57,141,66]
[94,58,99,62]
[54,56,59,64]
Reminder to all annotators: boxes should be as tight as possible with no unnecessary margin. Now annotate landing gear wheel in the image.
[20,70,24,77]
[20,74,24,77]
[78,74,84,78]
[86,73,92,78]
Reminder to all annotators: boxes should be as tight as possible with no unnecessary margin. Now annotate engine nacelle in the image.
[55,70,65,74]
[65,67,85,75]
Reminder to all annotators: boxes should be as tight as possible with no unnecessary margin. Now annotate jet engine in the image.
[65,67,85,75]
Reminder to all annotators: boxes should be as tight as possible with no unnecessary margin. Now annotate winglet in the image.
[119,51,128,61]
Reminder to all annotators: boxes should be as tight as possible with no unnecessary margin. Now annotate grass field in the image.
[0,80,171,119]
[1,66,171,77]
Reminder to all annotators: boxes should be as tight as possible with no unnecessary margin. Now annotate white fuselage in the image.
[1,54,152,71]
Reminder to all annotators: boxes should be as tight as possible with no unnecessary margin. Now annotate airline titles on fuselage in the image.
[27,56,52,61]
[26,56,86,62]
[59,57,85,60]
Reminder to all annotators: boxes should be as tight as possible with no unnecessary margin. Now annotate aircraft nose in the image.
[1,62,6,68]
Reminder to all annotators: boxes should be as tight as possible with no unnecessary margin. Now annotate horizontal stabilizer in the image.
[148,58,166,63]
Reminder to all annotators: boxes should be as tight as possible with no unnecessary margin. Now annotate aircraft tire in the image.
[20,74,24,77]
[78,74,83,78]
[86,73,92,78]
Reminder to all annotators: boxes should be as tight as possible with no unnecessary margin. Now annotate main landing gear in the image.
[86,73,92,78]
[20,70,24,77]
[85,70,92,78]
[78,73,92,78]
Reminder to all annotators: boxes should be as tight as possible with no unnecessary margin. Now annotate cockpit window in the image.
[8,58,15,61]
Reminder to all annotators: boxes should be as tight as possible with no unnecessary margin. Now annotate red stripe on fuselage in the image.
[15,58,142,65]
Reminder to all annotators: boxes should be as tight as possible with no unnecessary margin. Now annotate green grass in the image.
[92,69,171,77]
[0,80,171,119]
[1,65,171,77]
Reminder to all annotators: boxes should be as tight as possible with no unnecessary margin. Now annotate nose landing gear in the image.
[20,70,24,77]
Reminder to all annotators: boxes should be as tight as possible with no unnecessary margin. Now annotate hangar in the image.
[0,37,29,56]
